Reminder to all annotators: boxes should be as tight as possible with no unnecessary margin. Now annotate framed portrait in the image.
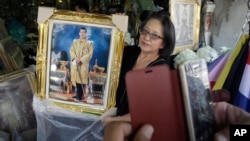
[36,10,125,115]
[0,36,24,70]
[0,69,37,135]
[0,37,18,57]
[170,0,201,54]
[0,48,13,74]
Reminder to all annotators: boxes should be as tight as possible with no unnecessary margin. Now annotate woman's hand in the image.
[210,89,230,102]
[213,102,250,141]
[103,102,250,141]
[103,89,250,141]
[103,122,154,141]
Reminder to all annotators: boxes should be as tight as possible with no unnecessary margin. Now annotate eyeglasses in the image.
[139,28,164,40]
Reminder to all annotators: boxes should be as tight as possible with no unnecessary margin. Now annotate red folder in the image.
[125,65,188,141]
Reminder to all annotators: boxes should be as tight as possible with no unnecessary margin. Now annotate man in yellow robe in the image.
[70,27,93,101]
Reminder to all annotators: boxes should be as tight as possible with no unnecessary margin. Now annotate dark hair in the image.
[74,0,89,12]
[139,10,175,59]
[60,50,68,61]
[80,27,87,31]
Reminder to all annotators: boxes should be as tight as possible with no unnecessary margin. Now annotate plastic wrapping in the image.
[33,96,105,141]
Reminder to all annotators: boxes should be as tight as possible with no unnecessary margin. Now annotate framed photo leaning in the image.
[0,19,8,40]
[36,10,125,115]
[0,37,24,72]
[0,69,37,134]
[170,0,201,54]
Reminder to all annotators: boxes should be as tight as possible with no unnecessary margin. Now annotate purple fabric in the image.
[208,52,231,82]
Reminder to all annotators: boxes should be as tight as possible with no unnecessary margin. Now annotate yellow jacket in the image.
[70,39,93,86]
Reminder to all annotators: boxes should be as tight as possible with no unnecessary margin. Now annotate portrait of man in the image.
[70,27,93,101]
[49,22,112,106]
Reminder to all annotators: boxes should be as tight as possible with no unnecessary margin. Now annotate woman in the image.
[103,10,176,123]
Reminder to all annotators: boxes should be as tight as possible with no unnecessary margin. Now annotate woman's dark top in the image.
[115,45,170,116]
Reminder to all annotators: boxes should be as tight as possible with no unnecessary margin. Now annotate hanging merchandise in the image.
[208,51,231,88]
[212,7,250,90]
[231,2,250,113]
[212,4,250,112]
[223,38,249,104]
[212,34,248,90]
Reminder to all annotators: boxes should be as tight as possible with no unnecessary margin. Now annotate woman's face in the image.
[139,18,165,54]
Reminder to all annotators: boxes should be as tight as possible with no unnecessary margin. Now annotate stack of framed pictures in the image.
[0,37,25,70]
[0,69,37,139]
[0,47,13,74]
[0,19,24,75]
[0,19,8,40]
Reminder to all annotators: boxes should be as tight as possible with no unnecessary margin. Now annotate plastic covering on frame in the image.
[33,96,104,141]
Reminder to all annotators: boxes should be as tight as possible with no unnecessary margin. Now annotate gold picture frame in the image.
[0,37,24,72]
[36,10,125,115]
[0,19,8,40]
[170,0,201,54]
[0,47,13,74]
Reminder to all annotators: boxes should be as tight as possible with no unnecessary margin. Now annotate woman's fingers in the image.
[103,122,132,141]
[133,124,154,141]
[211,89,230,102]
[213,102,250,129]
[103,122,154,141]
